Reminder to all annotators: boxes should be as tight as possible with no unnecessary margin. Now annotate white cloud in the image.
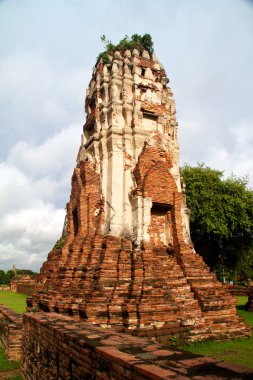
[229,120,253,147]
[207,120,253,185]
[0,0,253,272]
[8,123,81,178]
[180,118,253,187]
[0,163,35,214]
[0,160,66,270]
[0,204,65,272]
[0,50,88,156]
[0,125,81,271]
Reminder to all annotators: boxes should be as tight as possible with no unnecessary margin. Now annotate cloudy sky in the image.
[0,0,253,271]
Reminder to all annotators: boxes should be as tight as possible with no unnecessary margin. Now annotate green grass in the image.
[0,346,20,371]
[180,296,253,369]
[0,291,27,314]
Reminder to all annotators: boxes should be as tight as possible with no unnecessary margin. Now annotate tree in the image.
[0,270,6,284]
[181,163,253,282]
[16,269,37,276]
[4,270,15,284]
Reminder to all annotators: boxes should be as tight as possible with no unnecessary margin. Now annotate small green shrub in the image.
[53,236,67,250]
[97,34,154,64]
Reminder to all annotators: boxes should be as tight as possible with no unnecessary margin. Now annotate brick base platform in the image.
[21,312,253,380]
[28,235,251,343]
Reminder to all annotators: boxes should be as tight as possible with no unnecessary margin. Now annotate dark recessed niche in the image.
[89,98,95,113]
[143,112,158,121]
[84,123,95,140]
[100,87,105,100]
[151,202,171,213]
[72,208,79,236]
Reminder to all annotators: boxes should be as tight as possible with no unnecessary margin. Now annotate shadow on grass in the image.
[237,305,247,311]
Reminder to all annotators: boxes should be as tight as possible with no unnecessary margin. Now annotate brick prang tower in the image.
[29,48,251,342]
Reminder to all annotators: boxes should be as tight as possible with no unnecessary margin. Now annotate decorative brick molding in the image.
[0,304,23,360]
[21,312,253,380]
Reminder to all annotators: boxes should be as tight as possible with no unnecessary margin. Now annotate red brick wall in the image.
[10,276,36,295]
[133,143,184,248]
[0,304,23,360]
[21,312,253,380]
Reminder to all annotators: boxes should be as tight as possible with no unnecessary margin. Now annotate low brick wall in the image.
[0,286,10,291]
[225,285,253,312]
[0,304,23,360]
[10,276,36,296]
[247,295,253,312]
[225,285,252,296]
[16,284,35,296]
[21,312,253,379]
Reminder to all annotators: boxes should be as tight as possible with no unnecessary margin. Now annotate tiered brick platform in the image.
[28,233,251,342]
[21,312,253,380]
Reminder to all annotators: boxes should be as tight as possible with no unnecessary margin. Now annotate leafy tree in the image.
[0,270,6,284]
[4,269,15,284]
[181,163,253,282]
[16,269,37,276]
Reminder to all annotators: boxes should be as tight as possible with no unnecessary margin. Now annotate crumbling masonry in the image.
[29,48,251,342]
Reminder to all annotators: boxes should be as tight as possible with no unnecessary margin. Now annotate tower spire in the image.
[29,39,251,343]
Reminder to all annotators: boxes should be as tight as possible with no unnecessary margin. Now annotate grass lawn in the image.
[180,296,253,369]
[0,346,20,371]
[0,291,27,314]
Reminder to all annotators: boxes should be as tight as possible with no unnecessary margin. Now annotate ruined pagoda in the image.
[29,35,251,342]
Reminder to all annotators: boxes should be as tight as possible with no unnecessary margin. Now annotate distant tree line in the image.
[182,163,253,284]
[0,269,38,285]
